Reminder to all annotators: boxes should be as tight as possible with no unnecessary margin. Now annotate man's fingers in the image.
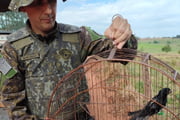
[104,15,124,38]
[116,32,132,49]
[104,14,132,48]
[114,26,132,49]
[111,17,128,31]
[113,19,128,38]
[113,23,132,44]
[116,41,127,49]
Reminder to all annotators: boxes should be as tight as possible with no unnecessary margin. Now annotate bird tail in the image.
[128,110,142,116]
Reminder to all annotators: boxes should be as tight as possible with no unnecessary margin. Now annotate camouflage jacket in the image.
[0,22,137,120]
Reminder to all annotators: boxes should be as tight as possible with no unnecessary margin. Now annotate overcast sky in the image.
[56,0,180,38]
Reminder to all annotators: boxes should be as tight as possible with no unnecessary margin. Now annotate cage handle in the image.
[108,47,117,59]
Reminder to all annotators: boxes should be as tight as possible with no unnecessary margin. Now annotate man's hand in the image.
[104,15,132,49]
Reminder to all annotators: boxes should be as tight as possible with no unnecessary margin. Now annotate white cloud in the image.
[57,0,180,38]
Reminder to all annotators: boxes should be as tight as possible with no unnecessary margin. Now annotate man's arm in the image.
[79,26,137,62]
[0,42,36,120]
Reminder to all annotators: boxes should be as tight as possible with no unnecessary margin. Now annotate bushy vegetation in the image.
[138,38,180,54]
[161,44,171,52]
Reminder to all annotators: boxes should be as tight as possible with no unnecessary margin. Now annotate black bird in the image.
[128,88,172,120]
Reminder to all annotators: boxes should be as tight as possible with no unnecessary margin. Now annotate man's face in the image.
[22,0,57,36]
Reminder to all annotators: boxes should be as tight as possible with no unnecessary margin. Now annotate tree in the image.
[162,44,171,53]
[175,35,180,38]
[0,11,27,31]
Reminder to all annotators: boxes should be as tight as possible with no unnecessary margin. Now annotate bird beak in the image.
[169,90,172,94]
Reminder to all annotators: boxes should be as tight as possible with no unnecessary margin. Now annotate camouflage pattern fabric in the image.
[0,19,137,119]
[8,0,34,11]
[8,0,67,11]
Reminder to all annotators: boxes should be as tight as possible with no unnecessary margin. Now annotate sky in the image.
[56,0,180,38]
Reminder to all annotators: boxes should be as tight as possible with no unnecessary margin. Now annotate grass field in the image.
[138,38,180,73]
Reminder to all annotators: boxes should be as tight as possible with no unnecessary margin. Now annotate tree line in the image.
[175,35,180,38]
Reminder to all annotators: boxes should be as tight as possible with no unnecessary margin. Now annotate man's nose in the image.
[44,4,53,14]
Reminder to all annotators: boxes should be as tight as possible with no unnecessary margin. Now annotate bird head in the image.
[159,88,172,96]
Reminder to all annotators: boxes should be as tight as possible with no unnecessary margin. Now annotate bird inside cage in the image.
[128,88,172,120]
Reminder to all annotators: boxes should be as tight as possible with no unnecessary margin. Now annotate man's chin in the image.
[42,24,55,32]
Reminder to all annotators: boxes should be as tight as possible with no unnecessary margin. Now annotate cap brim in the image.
[0,0,11,12]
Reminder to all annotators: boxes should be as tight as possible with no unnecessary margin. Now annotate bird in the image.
[128,88,172,120]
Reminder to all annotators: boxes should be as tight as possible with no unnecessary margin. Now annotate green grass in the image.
[138,43,165,53]
[138,38,180,54]
[138,37,180,73]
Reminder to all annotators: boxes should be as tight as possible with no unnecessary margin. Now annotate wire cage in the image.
[46,48,180,120]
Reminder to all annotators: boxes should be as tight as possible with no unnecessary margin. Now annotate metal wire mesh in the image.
[46,48,180,120]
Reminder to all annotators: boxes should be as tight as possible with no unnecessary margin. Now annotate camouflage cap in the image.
[8,0,67,11]
[8,0,34,11]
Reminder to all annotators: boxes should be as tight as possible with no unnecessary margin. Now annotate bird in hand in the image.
[128,88,172,120]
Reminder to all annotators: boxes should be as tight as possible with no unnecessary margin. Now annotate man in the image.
[0,0,137,119]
